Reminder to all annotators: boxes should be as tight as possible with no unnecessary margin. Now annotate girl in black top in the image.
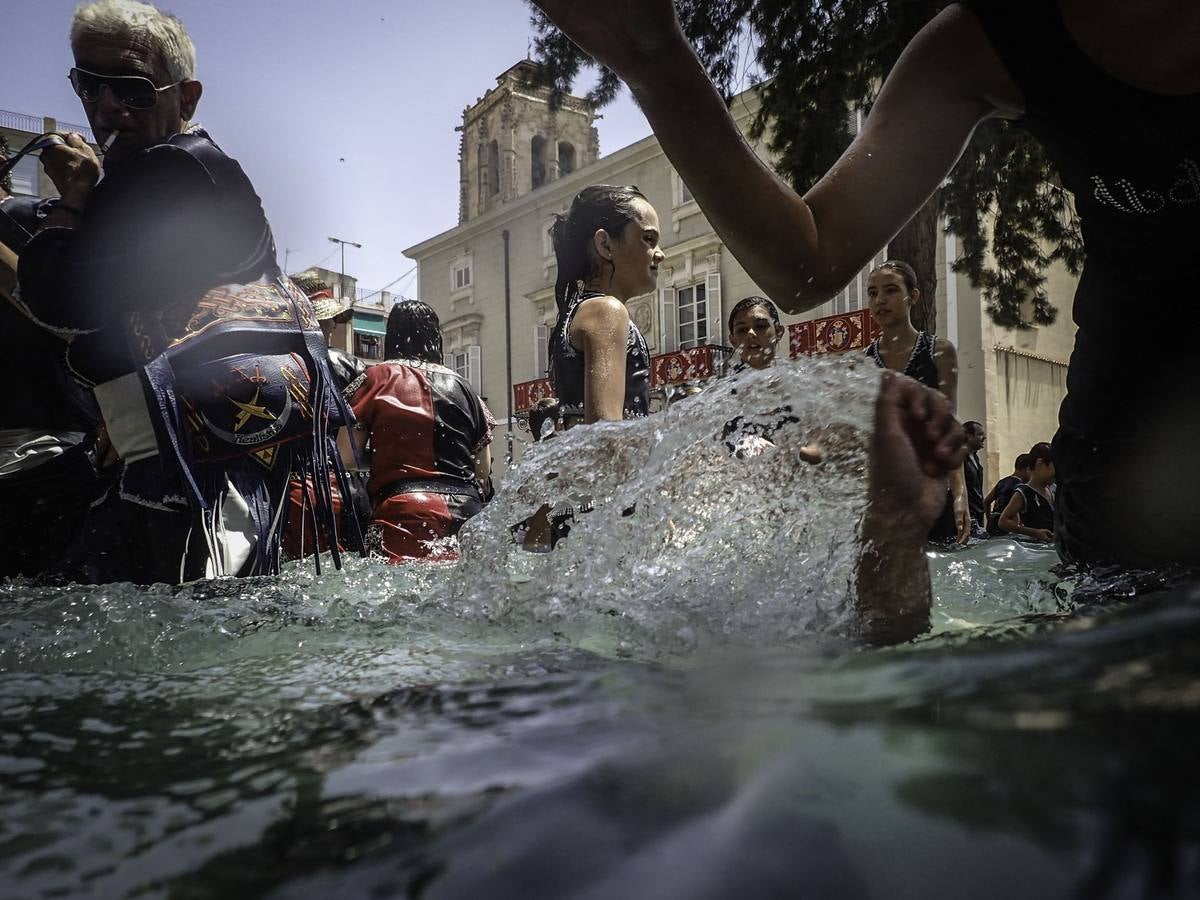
[864,261,969,544]
[548,185,661,423]
[1000,443,1056,543]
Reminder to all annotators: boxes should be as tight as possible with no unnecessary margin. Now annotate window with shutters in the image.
[533,324,550,378]
[445,345,482,395]
[676,283,708,350]
[671,170,696,209]
[450,253,473,295]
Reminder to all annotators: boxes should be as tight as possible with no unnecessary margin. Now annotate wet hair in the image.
[548,185,648,389]
[727,295,781,333]
[385,299,443,364]
[870,259,920,296]
[1014,453,1031,471]
[528,398,560,443]
[550,184,648,316]
[1027,442,1054,468]
[71,0,197,84]
[964,420,985,437]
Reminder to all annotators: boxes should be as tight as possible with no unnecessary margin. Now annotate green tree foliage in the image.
[528,0,1083,331]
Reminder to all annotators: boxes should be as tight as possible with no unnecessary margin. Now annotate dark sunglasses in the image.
[68,67,180,110]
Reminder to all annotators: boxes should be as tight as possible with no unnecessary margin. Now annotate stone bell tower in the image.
[457,60,600,224]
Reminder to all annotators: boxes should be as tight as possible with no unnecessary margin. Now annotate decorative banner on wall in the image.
[650,345,715,388]
[513,376,553,413]
[788,308,880,359]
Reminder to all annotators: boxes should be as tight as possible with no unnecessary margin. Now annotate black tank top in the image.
[957,0,1200,441]
[866,331,940,390]
[549,290,651,419]
[1014,483,1055,532]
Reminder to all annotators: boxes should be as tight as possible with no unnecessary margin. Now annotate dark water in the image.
[3,361,1198,899]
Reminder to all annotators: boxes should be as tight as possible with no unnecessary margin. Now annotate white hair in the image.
[70,0,197,83]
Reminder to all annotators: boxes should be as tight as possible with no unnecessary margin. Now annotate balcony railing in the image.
[513,309,881,413]
[787,307,879,357]
[0,109,44,135]
[0,109,96,145]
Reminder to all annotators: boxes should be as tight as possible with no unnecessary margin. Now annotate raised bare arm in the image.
[532,1,1021,311]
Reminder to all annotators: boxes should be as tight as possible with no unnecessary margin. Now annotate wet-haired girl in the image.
[549,185,664,424]
[865,260,968,544]
[345,300,494,562]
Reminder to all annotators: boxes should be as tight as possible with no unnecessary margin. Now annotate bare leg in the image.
[856,372,967,644]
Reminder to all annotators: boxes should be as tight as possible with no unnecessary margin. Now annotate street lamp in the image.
[327,236,363,303]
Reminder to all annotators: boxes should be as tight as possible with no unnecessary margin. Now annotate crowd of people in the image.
[0,0,1192,645]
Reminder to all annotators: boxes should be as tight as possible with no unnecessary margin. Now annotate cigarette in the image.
[100,132,118,154]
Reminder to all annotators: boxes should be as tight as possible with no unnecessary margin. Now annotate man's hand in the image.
[531,0,684,81]
[39,133,100,208]
[1030,528,1054,543]
[953,489,971,544]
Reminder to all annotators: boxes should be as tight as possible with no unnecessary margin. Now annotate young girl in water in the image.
[549,185,664,424]
[864,260,969,544]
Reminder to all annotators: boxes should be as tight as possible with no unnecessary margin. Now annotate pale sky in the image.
[2,0,655,294]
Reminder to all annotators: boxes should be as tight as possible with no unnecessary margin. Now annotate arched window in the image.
[488,140,500,196]
[558,141,576,177]
[531,135,547,189]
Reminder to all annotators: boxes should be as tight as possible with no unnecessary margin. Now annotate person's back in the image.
[349,300,493,562]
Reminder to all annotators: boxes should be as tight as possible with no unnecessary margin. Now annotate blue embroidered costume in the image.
[17,127,357,583]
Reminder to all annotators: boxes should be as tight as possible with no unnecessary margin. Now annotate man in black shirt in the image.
[962,421,986,534]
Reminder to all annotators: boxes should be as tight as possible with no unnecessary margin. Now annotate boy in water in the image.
[998,443,1055,543]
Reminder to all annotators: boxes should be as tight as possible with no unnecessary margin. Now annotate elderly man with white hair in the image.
[16,0,359,584]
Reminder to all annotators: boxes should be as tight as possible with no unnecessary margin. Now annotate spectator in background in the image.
[962,421,986,534]
[985,452,1031,535]
[999,442,1056,543]
[865,260,969,545]
[345,300,494,562]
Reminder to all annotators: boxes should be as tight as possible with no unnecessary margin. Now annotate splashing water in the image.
[7,356,1197,899]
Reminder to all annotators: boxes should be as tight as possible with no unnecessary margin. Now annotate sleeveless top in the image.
[956,0,1200,442]
[866,331,940,390]
[1013,483,1055,532]
[549,290,650,419]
